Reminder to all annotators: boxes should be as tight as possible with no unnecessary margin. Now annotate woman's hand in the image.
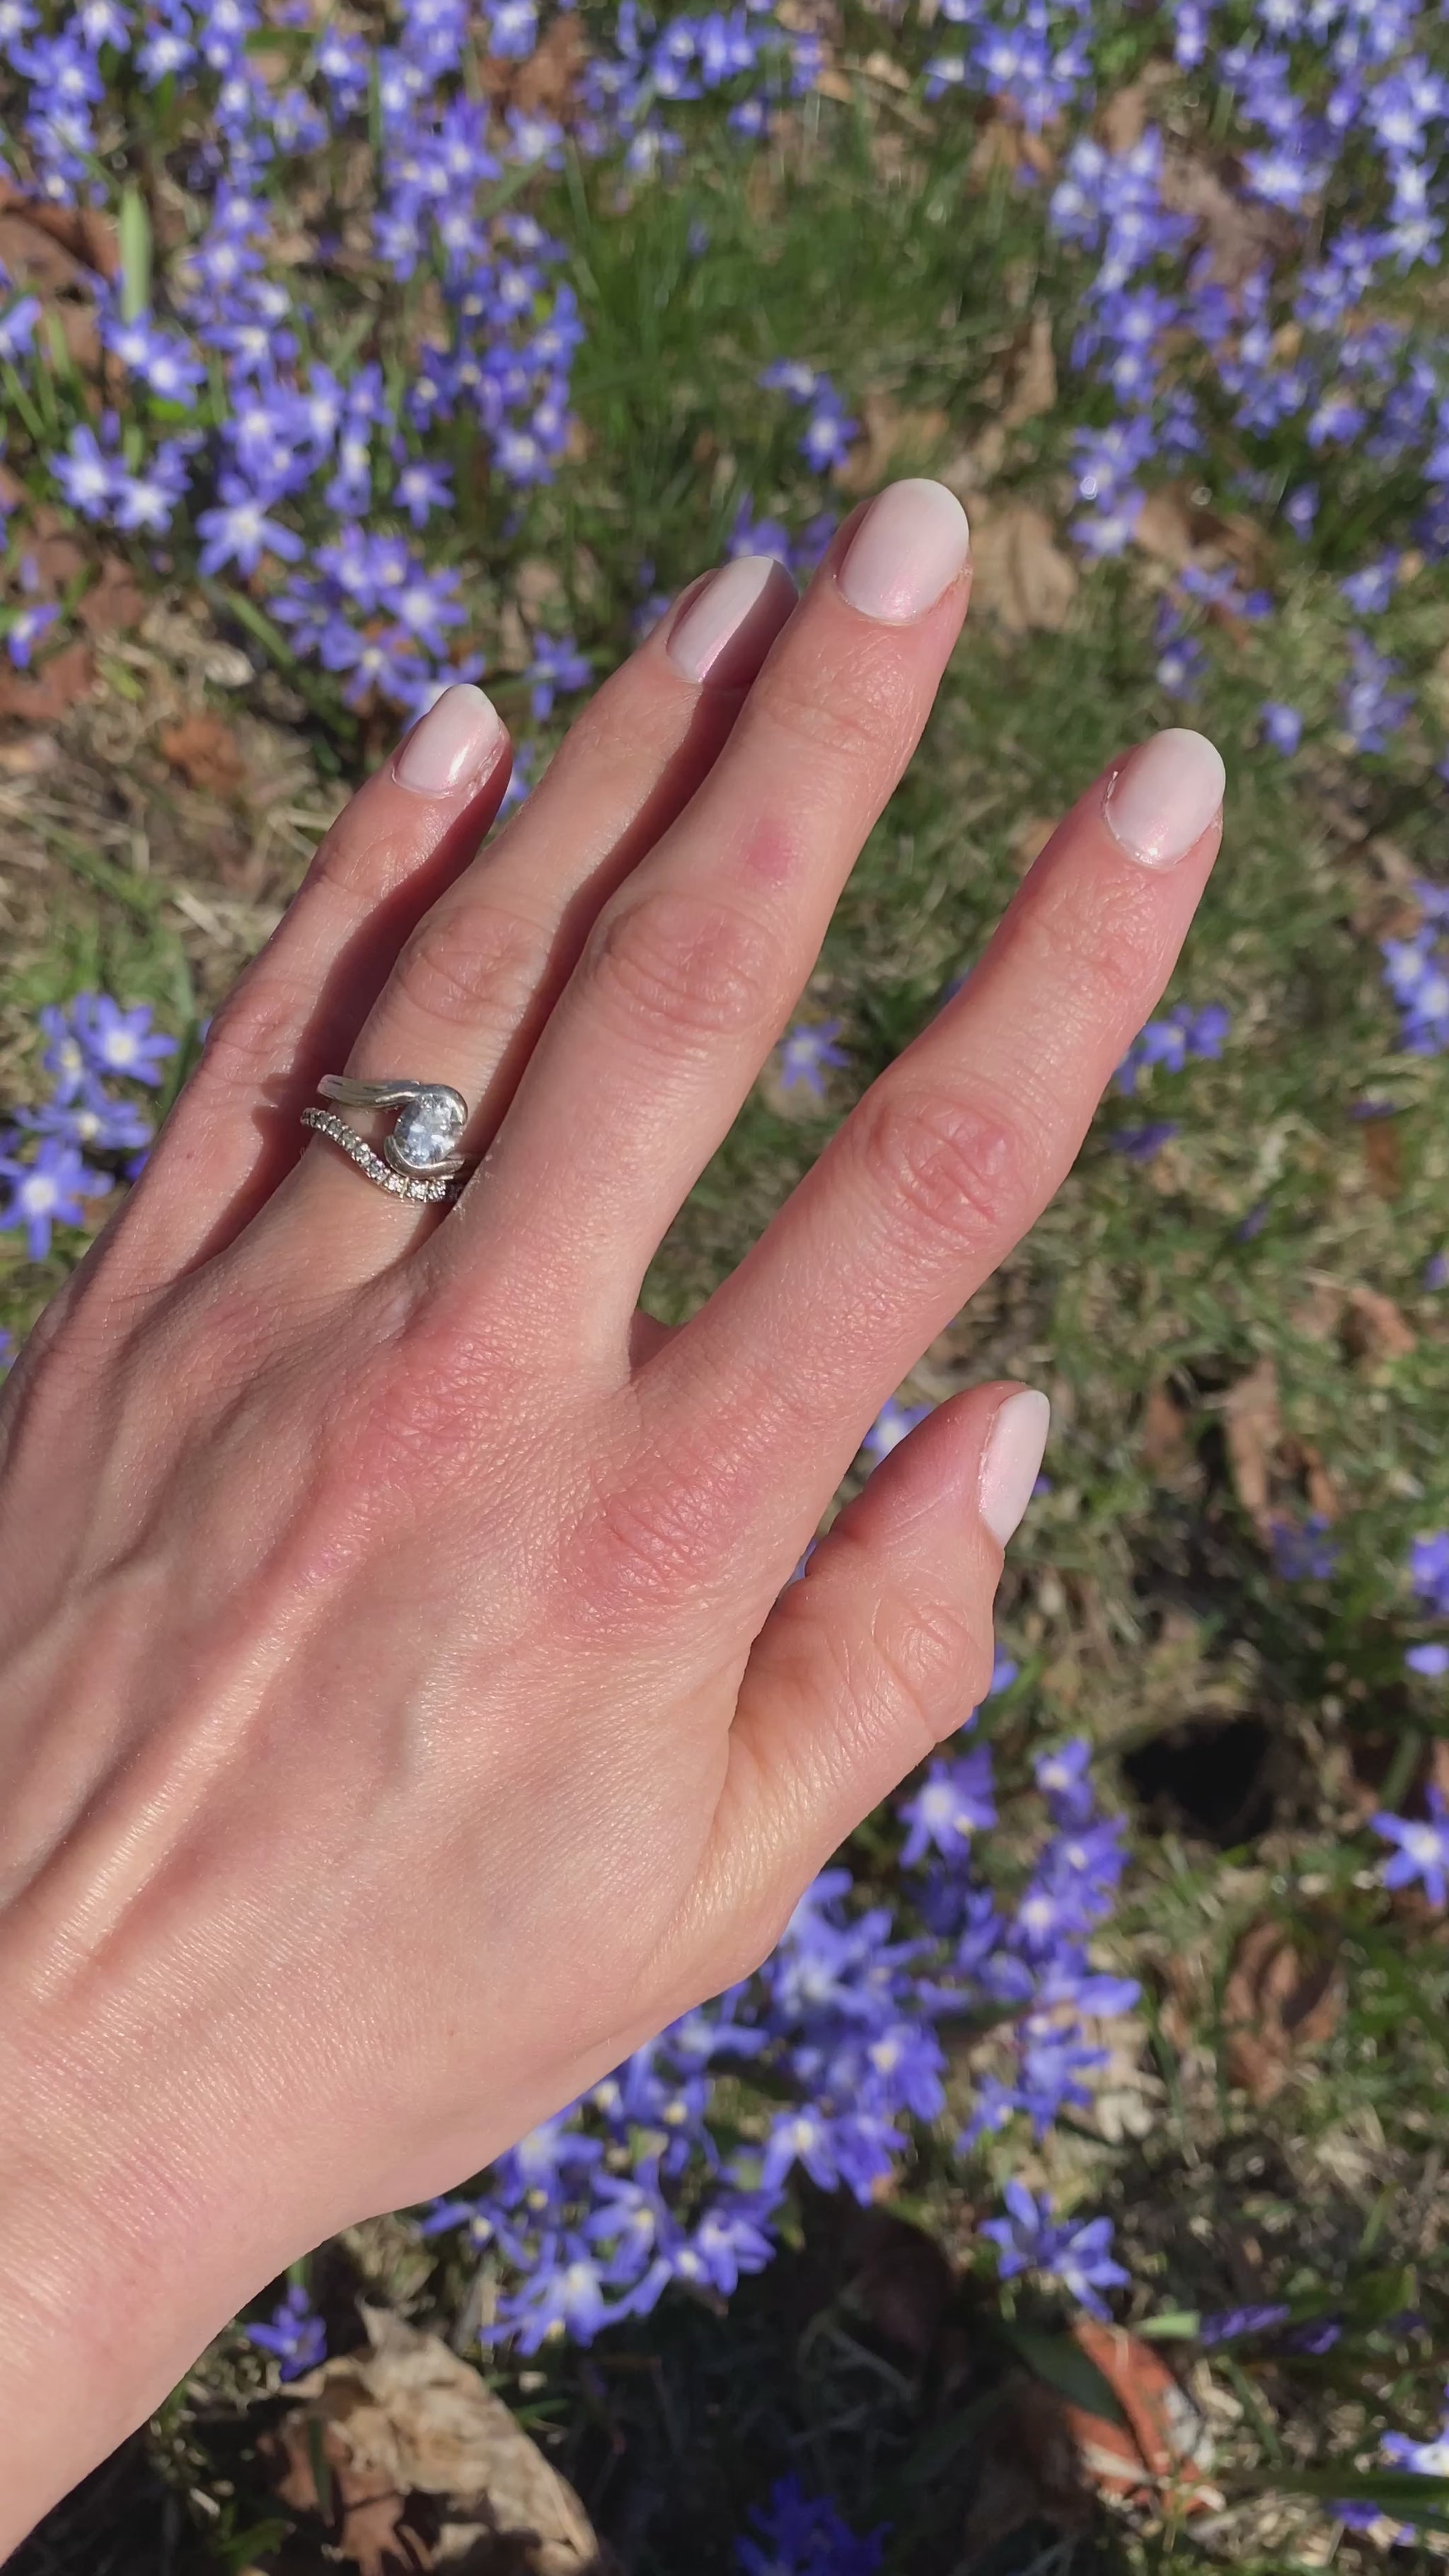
[0,478,1223,2533]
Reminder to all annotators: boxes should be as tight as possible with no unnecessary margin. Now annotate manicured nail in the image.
[837,478,971,623]
[979,1389,1051,1548]
[1104,727,1225,870]
[393,683,504,797]
[666,554,795,685]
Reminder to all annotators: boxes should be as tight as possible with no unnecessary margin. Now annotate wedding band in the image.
[300,1075,474,1205]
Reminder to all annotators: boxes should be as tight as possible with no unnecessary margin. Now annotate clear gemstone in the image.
[391,1089,465,1171]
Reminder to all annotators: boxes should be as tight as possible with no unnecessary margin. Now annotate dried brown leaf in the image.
[270,2311,605,2576]
[1063,2320,1218,2516]
[1222,1357,1278,1534]
[844,2209,954,2362]
[1131,486,1199,572]
[834,388,951,495]
[1344,1284,1416,1361]
[1160,151,1295,287]
[1000,309,1057,427]
[78,553,147,637]
[160,712,246,799]
[1361,1116,1402,1200]
[1096,64,1177,155]
[1141,1381,1189,1472]
[0,639,93,722]
[0,730,57,775]
[502,11,584,113]
[967,498,1078,634]
[1222,1916,1342,2103]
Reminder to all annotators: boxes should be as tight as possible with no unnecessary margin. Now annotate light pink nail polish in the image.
[979,1389,1050,1547]
[393,683,504,797]
[666,554,795,685]
[1104,727,1226,870]
[837,478,971,624]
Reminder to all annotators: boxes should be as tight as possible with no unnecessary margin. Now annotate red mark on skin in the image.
[734,814,803,891]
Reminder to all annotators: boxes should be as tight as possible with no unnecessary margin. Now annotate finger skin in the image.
[92,723,515,1290]
[656,1385,1027,1983]
[422,499,971,1339]
[254,559,799,1273]
[661,748,1223,1527]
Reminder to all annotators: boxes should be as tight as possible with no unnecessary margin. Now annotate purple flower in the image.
[196,480,304,577]
[74,995,177,1085]
[981,2182,1128,2321]
[736,2476,886,2576]
[898,1750,997,1867]
[246,2287,328,2380]
[1261,700,1303,754]
[245,2283,326,2380]
[861,1395,930,1462]
[1198,2303,1291,2346]
[778,1018,848,1100]
[0,1136,110,1260]
[1269,1513,1338,1581]
[526,630,590,722]
[1407,1643,1449,1678]
[1410,1532,1449,1615]
[1373,1783,1449,1909]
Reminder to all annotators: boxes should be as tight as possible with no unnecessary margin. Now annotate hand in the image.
[0,478,1223,2534]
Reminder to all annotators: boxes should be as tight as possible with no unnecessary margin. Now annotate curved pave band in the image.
[301,1075,474,1205]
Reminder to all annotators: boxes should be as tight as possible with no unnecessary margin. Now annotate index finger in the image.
[663,727,1225,1505]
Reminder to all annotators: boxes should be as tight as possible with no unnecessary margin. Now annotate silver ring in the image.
[300,1075,473,1206]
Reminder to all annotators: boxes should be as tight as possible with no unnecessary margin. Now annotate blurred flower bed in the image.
[5,0,1449,2565]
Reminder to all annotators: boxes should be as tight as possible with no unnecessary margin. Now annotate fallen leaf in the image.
[0,179,118,278]
[1060,2320,1220,2517]
[1141,1381,1189,1472]
[1343,1285,1416,1362]
[1160,150,1295,288]
[78,553,147,637]
[967,498,1078,634]
[1360,1117,1402,1200]
[0,730,58,775]
[1222,1356,1278,1535]
[1000,309,1057,428]
[969,116,1056,185]
[1096,64,1177,155]
[0,640,94,722]
[844,2208,954,2363]
[1221,1916,1342,2103]
[514,556,566,616]
[1131,486,1199,572]
[266,2309,606,2576]
[507,11,585,113]
[160,712,247,798]
[835,389,951,495]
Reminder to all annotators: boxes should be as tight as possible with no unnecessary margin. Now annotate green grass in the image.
[6,81,1449,2576]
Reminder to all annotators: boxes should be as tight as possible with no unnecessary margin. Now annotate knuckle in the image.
[391,899,545,1039]
[584,890,775,1051]
[869,1581,989,1750]
[566,1443,728,1615]
[307,812,420,911]
[201,966,312,1087]
[760,647,910,774]
[852,1082,1029,1258]
[1026,871,1152,1033]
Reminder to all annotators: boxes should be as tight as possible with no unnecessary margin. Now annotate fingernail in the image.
[393,683,504,797]
[837,478,971,623]
[666,554,795,685]
[979,1389,1050,1548]
[1104,727,1225,870]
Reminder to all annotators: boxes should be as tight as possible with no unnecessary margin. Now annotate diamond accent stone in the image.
[390,1088,466,1172]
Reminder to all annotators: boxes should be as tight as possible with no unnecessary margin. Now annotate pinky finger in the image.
[695,1384,1049,1969]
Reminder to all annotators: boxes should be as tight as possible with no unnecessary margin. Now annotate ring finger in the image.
[260,552,798,1276]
